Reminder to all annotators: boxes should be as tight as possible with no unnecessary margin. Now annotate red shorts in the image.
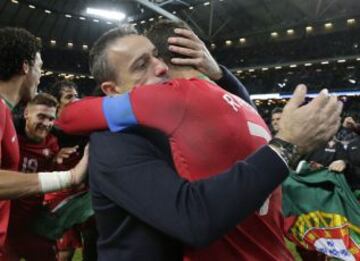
[57,228,82,251]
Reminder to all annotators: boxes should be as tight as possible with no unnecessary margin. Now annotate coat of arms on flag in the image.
[282,162,360,260]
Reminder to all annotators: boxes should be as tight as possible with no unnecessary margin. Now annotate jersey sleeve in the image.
[104,80,188,135]
[1,105,19,170]
[56,79,188,136]
[55,97,108,135]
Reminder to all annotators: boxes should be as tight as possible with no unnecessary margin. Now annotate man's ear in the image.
[100,81,120,96]
[22,60,30,75]
[24,106,29,120]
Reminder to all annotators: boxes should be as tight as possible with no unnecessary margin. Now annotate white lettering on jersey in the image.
[223,93,258,113]
[223,93,241,112]
[247,121,271,142]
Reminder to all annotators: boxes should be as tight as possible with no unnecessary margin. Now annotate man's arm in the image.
[215,66,255,108]
[0,171,40,198]
[0,145,88,199]
[56,80,187,134]
[90,130,288,247]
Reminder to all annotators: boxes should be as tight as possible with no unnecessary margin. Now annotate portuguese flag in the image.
[282,162,360,260]
[32,191,94,240]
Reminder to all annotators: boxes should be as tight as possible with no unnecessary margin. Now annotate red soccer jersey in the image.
[8,134,59,234]
[0,99,19,254]
[130,79,293,261]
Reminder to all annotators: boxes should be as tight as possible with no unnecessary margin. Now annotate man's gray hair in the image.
[89,25,137,85]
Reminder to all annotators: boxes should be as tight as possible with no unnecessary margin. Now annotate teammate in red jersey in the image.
[49,80,96,261]
[0,27,88,257]
[7,93,60,260]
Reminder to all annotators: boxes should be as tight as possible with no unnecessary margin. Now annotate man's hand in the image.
[276,84,343,154]
[343,116,356,129]
[309,161,324,170]
[328,160,346,172]
[70,144,89,186]
[168,28,223,80]
[54,146,78,164]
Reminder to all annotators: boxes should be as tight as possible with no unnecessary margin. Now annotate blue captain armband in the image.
[102,94,138,132]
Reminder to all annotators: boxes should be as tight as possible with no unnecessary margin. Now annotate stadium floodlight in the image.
[349,79,356,84]
[305,26,313,32]
[86,8,126,22]
[287,29,294,35]
[347,18,356,25]
[324,22,333,29]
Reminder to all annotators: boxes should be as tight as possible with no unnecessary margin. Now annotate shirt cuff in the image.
[267,144,289,169]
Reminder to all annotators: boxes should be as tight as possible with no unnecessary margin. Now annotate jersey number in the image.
[22,157,38,173]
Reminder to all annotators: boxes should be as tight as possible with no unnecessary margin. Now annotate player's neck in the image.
[25,126,44,144]
[169,67,200,79]
[0,77,24,108]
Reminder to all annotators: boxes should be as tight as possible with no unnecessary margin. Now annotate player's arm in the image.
[215,66,256,108]
[56,81,186,135]
[55,97,108,134]
[0,145,88,199]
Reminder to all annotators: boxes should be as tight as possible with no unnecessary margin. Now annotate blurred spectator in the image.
[270,107,283,135]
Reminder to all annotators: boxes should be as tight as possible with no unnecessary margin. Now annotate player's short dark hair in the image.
[271,107,283,115]
[28,93,58,108]
[50,80,78,101]
[146,20,191,66]
[0,27,42,81]
[89,26,137,85]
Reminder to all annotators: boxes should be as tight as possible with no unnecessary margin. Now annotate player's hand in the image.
[309,161,324,170]
[70,144,89,186]
[168,28,223,80]
[328,160,346,172]
[54,146,79,164]
[343,116,356,129]
[276,84,343,154]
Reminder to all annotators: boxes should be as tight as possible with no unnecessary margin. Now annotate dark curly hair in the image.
[49,80,78,102]
[0,27,42,81]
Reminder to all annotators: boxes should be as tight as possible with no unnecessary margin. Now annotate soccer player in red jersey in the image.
[49,80,96,261]
[0,27,88,257]
[7,93,60,260]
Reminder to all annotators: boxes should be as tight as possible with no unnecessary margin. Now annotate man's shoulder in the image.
[90,128,148,145]
[90,127,171,163]
[90,128,159,153]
